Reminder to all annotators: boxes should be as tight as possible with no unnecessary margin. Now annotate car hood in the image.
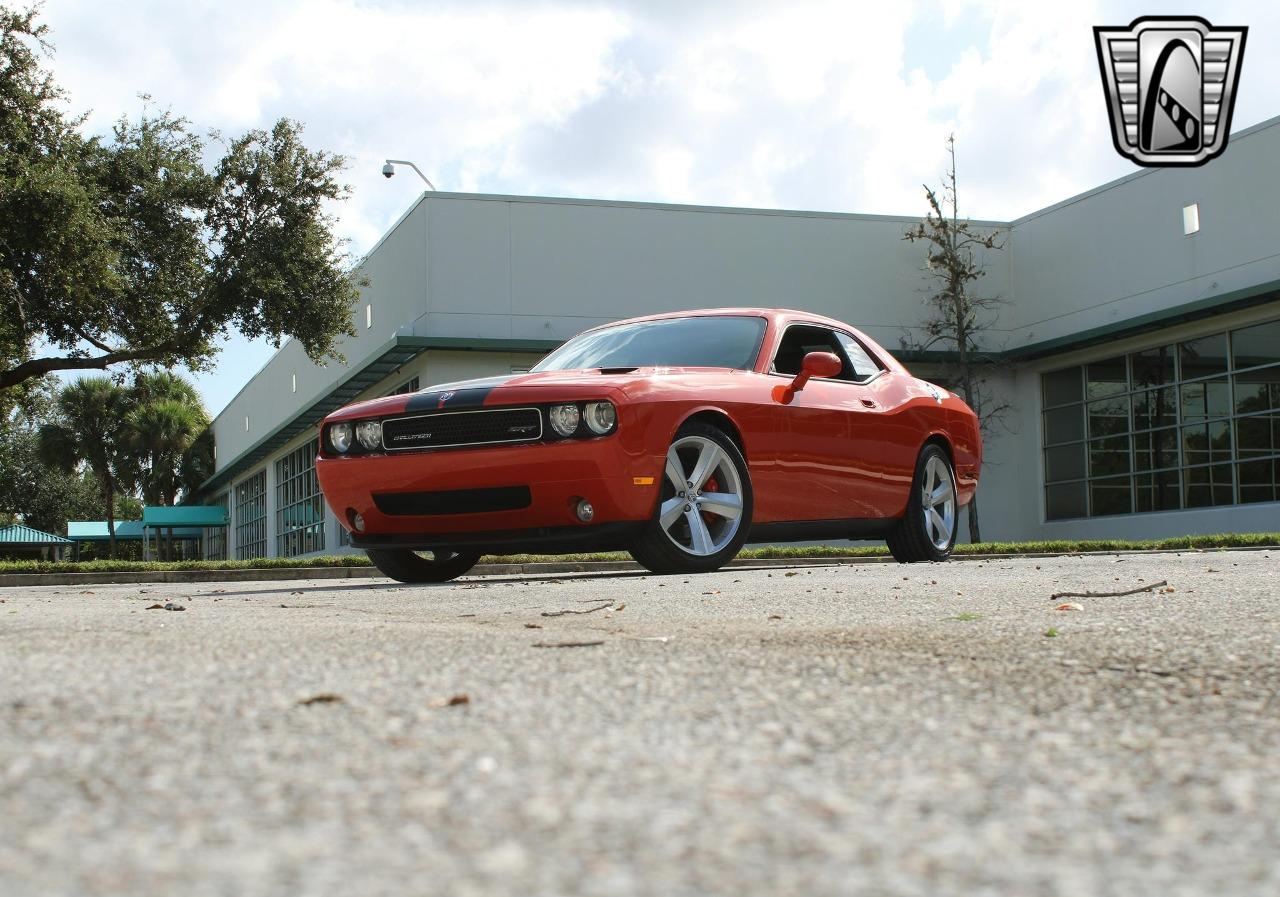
[325,367,747,420]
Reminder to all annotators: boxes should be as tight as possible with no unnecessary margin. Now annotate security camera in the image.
[381,162,395,179]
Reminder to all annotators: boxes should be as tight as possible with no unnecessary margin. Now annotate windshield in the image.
[532,315,767,372]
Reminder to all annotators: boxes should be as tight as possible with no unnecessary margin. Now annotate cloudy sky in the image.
[33,0,1280,414]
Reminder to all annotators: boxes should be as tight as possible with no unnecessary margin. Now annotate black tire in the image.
[886,443,958,563]
[629,421,753,574]
[365,548,482,583]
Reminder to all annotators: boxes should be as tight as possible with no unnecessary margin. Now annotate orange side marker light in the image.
[632,476,655,486]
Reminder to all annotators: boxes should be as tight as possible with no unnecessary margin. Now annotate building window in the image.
[206,492,229,561]
[234,471,267,559]
[1183,203,1200,235]
[275,439,324,557]
[1042,317,1280,519]
[385,376,419,397]
[365,304,373,329]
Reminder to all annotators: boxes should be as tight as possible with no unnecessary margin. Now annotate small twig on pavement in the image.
[1050,580,1167,600]
[541,602,613,617]
[532,640,605,648]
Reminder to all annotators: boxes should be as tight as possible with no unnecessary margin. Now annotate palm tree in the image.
[39,378,136,558]
[125,371,210,507]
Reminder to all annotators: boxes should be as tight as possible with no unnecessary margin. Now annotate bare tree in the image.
[903,135,1009,543]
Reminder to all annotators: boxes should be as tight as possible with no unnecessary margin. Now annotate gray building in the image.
[198,115,1280,558]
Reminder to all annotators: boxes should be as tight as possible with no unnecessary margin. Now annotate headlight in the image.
[356,420,383,451]
[329,422,353,453]
[584,401,617,435]
[549,404,580,437]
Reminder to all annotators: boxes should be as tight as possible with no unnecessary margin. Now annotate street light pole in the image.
[382,159,437,190]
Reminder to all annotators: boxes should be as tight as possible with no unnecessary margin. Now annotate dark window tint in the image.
[1231,319,1280,370]
[1181,420,1232,466]
[1089,436,1131,477]
[1179,378,1231,422]
[1086,356,1128,399]
[1133,387,1175,430]
[1090,476,1132,516]
[1044,405,1084,445]
[835,333,883,382]
[1134,428,1178,472]
[1238,458,1280,504]
[1044,443,1085,483]
[1179,333,1229,380]
[1233,366,1280,414]
[1134,471,1182,512]
[1184,463,1234,507]
[1088,396,1129,437]
[1042,367,1082,406]
[1046,482,1087,520]
[533,316,767,372]
[1235,412,1280,458]
[1131,344,1176,389]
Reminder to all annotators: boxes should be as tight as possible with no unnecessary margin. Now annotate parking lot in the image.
[2,551,1278,896]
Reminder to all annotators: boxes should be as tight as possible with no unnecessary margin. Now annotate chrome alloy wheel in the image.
[921,453,956,550]
[659,435,745,556]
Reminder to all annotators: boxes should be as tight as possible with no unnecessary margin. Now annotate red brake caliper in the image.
[701,475,719,524]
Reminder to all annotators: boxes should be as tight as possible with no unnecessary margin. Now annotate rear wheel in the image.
[629,422,753,574]
[886,443,957,563]
[366,548,482,583]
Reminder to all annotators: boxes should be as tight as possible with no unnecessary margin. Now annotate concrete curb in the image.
[1,545,1273,589]
[0,557,858,589]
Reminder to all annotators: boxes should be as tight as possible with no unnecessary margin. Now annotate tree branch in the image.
[0,344,180,392]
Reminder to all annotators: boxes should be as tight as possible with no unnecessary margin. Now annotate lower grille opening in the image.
[373,486,532,517]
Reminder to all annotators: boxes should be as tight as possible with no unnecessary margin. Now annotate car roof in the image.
[581,307,855,332]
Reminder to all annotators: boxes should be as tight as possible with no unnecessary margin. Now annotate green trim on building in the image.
[1005,281,1280,361]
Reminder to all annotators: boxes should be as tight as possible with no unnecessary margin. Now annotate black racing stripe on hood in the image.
[403,376,517,413]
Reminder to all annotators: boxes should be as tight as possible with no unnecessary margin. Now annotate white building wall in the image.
[1006,117,1280,348]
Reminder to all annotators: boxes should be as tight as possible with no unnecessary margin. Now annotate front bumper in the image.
[316,436,663,549]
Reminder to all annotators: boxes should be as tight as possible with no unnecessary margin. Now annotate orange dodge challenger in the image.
[316,309,981,582]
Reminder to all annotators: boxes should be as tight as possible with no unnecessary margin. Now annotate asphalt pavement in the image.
[2,551,1278,896]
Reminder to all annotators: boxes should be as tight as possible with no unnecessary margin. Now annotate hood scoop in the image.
[597,367,639,374]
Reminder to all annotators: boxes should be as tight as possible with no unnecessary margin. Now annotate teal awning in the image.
[0,524,72,545]
[143,506,229,528]
[67,521,205,541]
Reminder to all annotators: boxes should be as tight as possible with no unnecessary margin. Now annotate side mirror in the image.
[772,351,842,404]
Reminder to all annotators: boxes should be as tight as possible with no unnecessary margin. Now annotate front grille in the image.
[373,486,532,516]
[381,407,542,452]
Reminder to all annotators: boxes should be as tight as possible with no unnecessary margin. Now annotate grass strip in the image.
[1,532,1276,575]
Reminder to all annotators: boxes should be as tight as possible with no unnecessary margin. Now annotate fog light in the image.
[352,512,365,533]
[575,498,594,523]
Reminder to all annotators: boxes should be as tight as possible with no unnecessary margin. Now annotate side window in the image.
[836,333,883,383]
[772,325,849,379]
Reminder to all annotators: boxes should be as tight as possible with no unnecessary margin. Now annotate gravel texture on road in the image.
[2,551,1278,897]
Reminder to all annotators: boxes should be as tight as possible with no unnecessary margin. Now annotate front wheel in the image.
[886,443,958,563]
[629,422,753,574]
[366,548,482,583]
